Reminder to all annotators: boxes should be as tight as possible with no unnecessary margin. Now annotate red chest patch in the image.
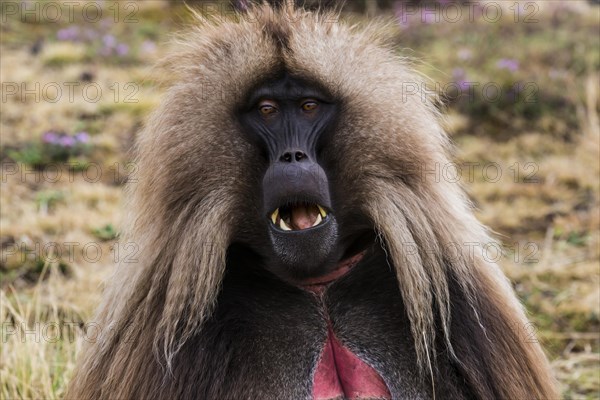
[296,251,391,399]
[312,327,391,400]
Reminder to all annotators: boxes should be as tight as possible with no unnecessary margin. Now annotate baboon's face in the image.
[239,73,358,282]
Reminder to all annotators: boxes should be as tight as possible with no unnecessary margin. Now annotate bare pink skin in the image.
[298,252,366,294]
[296,251,392,399]
[313,326,392,400]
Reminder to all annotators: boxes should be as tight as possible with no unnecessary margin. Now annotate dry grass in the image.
[1,263,105,399]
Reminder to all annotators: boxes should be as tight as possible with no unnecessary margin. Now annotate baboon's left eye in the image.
[301,100,318,112]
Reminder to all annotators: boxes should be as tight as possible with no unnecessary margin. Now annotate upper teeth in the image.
[270,205,328,230]
[271,208,279,225]
[317,205,327,218]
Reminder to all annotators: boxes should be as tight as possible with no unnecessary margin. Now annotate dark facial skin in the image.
[240,74,341,281]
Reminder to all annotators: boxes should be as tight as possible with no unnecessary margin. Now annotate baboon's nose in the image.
[280,150,309,163]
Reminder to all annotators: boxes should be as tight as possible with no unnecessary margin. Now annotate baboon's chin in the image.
[267,213,339,282]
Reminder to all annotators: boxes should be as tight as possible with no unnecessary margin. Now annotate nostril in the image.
[280,151,309,163]
[280,152,292,162]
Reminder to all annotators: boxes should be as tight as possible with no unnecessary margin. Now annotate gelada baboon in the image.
[68,2,557,399]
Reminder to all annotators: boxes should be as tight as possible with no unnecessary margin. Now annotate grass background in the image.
[1,1,598,398]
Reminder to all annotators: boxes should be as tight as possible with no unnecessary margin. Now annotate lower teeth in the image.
[313,213,322,226]
[279,218,292,231]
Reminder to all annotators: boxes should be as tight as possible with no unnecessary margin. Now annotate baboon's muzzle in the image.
[262,149,339,279]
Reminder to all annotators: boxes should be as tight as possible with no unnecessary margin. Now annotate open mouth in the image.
[269,202,328,231]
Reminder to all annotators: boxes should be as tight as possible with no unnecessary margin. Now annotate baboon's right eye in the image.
[258,100,278,117]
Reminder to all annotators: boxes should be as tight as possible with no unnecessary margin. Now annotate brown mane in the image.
[67,3,558,399]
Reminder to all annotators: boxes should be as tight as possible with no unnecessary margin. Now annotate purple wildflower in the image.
[452,68,472,91]
[116,43,129,56]
[74,132,90,143]
[422,12,438,24]
[103,34,117,48]
[42,131,59,144]
[59,136,76,147]
[57,26,79,41]
[496,59,519,72]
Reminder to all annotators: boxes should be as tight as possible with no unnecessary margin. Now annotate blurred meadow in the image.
[0,0,599,398]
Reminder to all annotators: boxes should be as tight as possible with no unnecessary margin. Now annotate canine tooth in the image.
[271,208,279,225]
[317,205,327,217]
[279,218,292,231]
[313,213,322,227]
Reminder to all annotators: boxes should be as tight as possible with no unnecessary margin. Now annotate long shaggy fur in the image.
[68,3,558,399]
